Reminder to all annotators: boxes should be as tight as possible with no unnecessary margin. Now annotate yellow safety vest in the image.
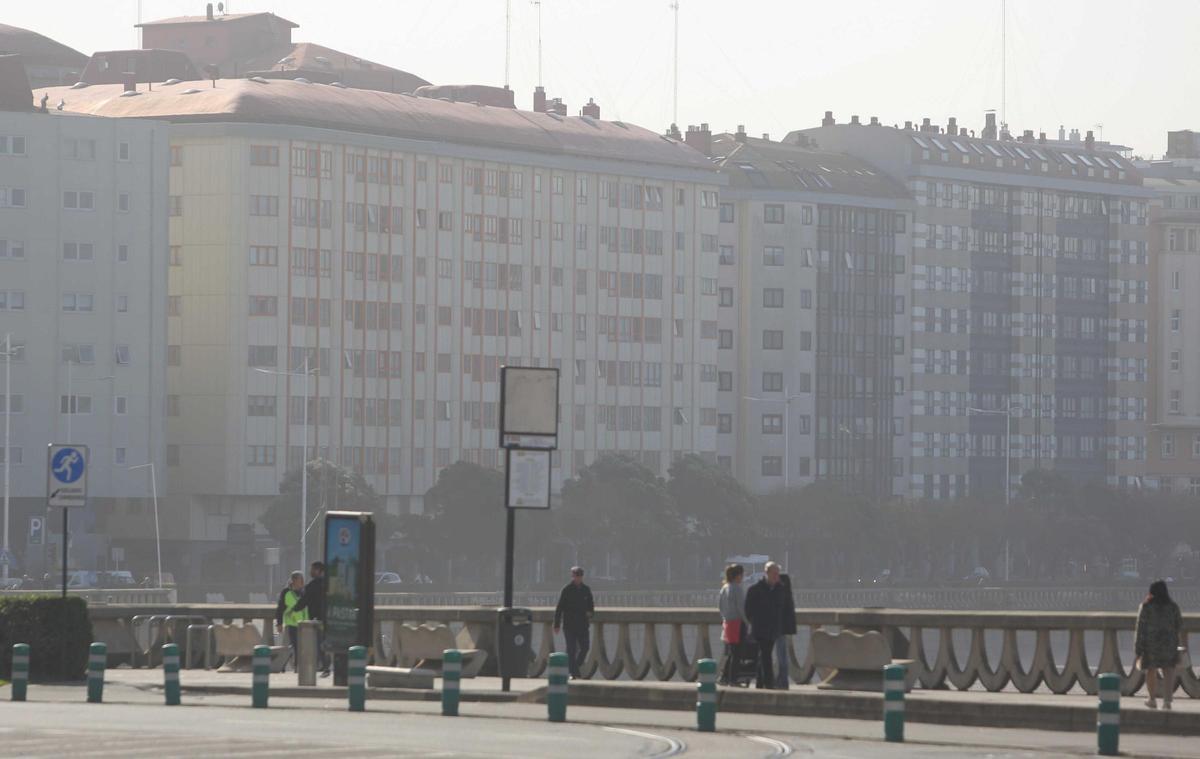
[283,589,309,628]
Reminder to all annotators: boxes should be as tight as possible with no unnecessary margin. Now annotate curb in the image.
[129,681,522,703]
[530,683,1200,737]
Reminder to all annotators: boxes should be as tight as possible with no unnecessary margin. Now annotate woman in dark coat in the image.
[1135,579,1184,710]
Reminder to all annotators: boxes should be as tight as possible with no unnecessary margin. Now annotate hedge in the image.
[0,596,92,681]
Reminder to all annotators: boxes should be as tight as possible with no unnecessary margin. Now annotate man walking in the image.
[274,571,308,672]
[775,570,797,689]
[744,561,785,689]
[292,561,328,676]
[553,566,594,679]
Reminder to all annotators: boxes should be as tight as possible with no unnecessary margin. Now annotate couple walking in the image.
[719,561,796,689]
[273,561,329,676]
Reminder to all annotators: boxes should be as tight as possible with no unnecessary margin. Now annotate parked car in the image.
[375,571,404,587]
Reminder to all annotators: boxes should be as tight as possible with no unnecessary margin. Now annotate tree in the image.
[667,454,757,563]
[409,461,506,580]
[557,454,680,579]
[260,459,381,567]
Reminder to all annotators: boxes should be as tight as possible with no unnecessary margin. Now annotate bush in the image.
[0,596,92,681]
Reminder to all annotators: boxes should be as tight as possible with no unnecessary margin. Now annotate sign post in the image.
[498,366,559,692]
[46,444,87,598]
[323,511,375,686]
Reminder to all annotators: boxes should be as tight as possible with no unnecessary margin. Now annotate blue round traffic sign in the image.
[51,447,85,484]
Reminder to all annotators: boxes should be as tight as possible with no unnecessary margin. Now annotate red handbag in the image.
[722,620,741,644]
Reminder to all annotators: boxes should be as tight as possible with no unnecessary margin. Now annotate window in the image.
[59,395,92,414]
[249,145,279,166]
[61,293,94,312]
[168,196,182,216]
[1170,390,1182,415]
[249,195,279,216]
[763,372,784,392]
[438,211,453,231]
[167,445,180,466]
[1173,271,1182,290]
[1171,351,1181,372]
[719,287,733,307]
[1193,433,1200,459]
[248,396,276,417]
[701,190,718,208]
[0,291,24,311]
[118,193,130,212]
[0,187,26,208]
[1162,433,1176,458]
[439,164,453,183]
[0,136,27,156]
[114,448,127,465]
[719,203,734,222]
[62,242,95,261]
[249,245,278,266]
[763,246,784,266]
[114,396,127,415]
[718,330,733,349]
[63,190,95,211]
[800,289,812,309]
[1171,309,1181,332]
[0,393,22,414]
[248,295,277,316]
[552,175,564,195]
[117,244,128,262]
[764,204,784,223]
[763,288,784,308]
[762,414,783,434]
[247,446,276,466]
[0,447,21,465]
[763,330,784,349]
[116,295,128,313]
[761,456,783,476]
[718,414,733,433]
[799,331,812,350]
[115,345,131,365]
[0,239,25,259]
[247,345,277,367]
[718,371,733,391]
[167,345,181,366]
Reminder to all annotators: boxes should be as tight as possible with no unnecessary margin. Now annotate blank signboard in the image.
[499,366,559,449]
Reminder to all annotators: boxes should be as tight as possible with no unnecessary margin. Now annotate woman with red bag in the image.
[718,563,748,685]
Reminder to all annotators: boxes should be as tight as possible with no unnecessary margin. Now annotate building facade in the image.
[798,114,1152,500]
[0,84,169,573]
[43,80,721,553]
[698,128,912,498]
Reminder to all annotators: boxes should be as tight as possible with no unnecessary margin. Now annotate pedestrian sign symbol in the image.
[47,444,88,508]
[0,550,12,565]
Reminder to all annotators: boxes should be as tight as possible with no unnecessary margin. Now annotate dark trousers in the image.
[564,627,590,677]
[755,638,775,689]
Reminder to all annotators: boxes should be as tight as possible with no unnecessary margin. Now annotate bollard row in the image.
[442,648,462,716]
[883,663,906,742]
[87,642,106,703]
[696,658,717,732]
[547,652,568,722]
[163,643,181,706]
[1097,672,1120,756]
[251,644,270,708]
[11,643,29,702]
[348,646,367,712]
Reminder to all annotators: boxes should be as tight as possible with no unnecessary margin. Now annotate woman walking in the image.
[1135,579,1184,710]
[718,564,747,686]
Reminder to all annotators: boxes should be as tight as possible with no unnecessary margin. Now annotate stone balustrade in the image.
[86,604,1199,698]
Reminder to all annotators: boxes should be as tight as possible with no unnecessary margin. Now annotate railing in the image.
[0,588,176,604]
[86,605,1200,698]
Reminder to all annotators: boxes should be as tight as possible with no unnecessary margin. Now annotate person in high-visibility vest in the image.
[274,571,309,671]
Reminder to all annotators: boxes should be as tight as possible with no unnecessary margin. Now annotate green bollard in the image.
[11,643,29,702]
[696,658,717,732]
[441,649,461,717]
[1097,672,1120,756]
[348,646,367,712]
[251,644,270,708]
[162,643,181,706]
[87,642,106,703]
[883,663,906,742]
[547,651,568,722]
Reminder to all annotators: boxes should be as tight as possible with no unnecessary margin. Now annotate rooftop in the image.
[712,134,908,199]
[136,12,298,28]
[0,23,87,68]
[34,78,713,171]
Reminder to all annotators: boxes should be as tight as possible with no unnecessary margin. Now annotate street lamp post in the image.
[1,334,14,582]
[255,356,316,568]
[128,463,161,588]
[967,403,1020,582]
[744,386,802,488]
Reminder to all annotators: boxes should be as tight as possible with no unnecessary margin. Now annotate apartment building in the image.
[692,126,912,498]
[797,113,1153,500]
[0,60,169,573]
[43,78,720,550]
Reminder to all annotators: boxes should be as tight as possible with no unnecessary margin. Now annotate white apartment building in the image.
[0,78,169,573]
[44,79,720,558]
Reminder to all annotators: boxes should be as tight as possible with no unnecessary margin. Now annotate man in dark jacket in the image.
[775,572,797,689]
[292,561,328,676]
[743,561,785,689]
[553,566,595,679]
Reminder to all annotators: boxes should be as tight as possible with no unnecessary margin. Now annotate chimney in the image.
[532,86,547,113]
[1069,128,1080,143]
[684,123,712,155]
[850,115,861,126]
[1085,130,1095,150]
[206,3,214,21]
[665,123,682,140]
[903,120,912,131]
[982,112,997,140]
[581,97,600,119]
[761,133,769,141]
[1021,129,1034,143]
[960,128,968,137]
[122,72,137,93]
[821,110,834,127]
[921,117,932,133]
[1038,131,1047,144]
[551,98,566,116]
[1058,125,1066,141]
[947,116,957,135]
[734,124,747,142]
[869,116,879,126]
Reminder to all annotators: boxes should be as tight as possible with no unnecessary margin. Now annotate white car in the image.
[375,571,403,587]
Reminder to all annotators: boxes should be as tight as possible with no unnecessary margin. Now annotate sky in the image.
[6,0,1198,157]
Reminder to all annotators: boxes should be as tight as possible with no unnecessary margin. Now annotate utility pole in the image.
[1000,0,1006,129]
[2,334,12,582]
[670,0,680,126]
[532,0,542,87]
[504,0,512,89]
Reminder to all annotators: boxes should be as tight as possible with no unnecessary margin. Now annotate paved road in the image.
[3,682,1198,758]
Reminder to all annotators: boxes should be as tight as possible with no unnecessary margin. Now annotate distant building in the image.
[0,23,87,88]
[81,49,199,86]
[38,79,720,570]
[798,113,1153,499]
[0,59,169,574]
[137,7,428,93]
[697,125,913,498]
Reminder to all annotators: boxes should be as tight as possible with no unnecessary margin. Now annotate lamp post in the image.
[744,386,803,488]
[967,403,1020,582]
[128,463,161,588]
[255,356,317,568]
[1,334,15,582]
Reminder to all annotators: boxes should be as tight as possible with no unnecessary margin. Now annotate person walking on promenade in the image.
[744,561,785,689]
[1136,579,1184,710]
[718,564,747,685]
[292,561,328,676]
[554,566,595,679]
[775,571,797,689]
[274,571,308,672]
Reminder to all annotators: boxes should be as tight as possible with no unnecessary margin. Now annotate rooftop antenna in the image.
[1000,0,1006,129]
[532,0,542,87]
[670,0,679,126]
[136,0,141,48]
[504,0,511,89]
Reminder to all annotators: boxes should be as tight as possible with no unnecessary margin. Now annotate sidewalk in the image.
[96,668,1199,736]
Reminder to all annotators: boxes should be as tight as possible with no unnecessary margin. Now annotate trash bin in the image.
[496,607,533,679]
